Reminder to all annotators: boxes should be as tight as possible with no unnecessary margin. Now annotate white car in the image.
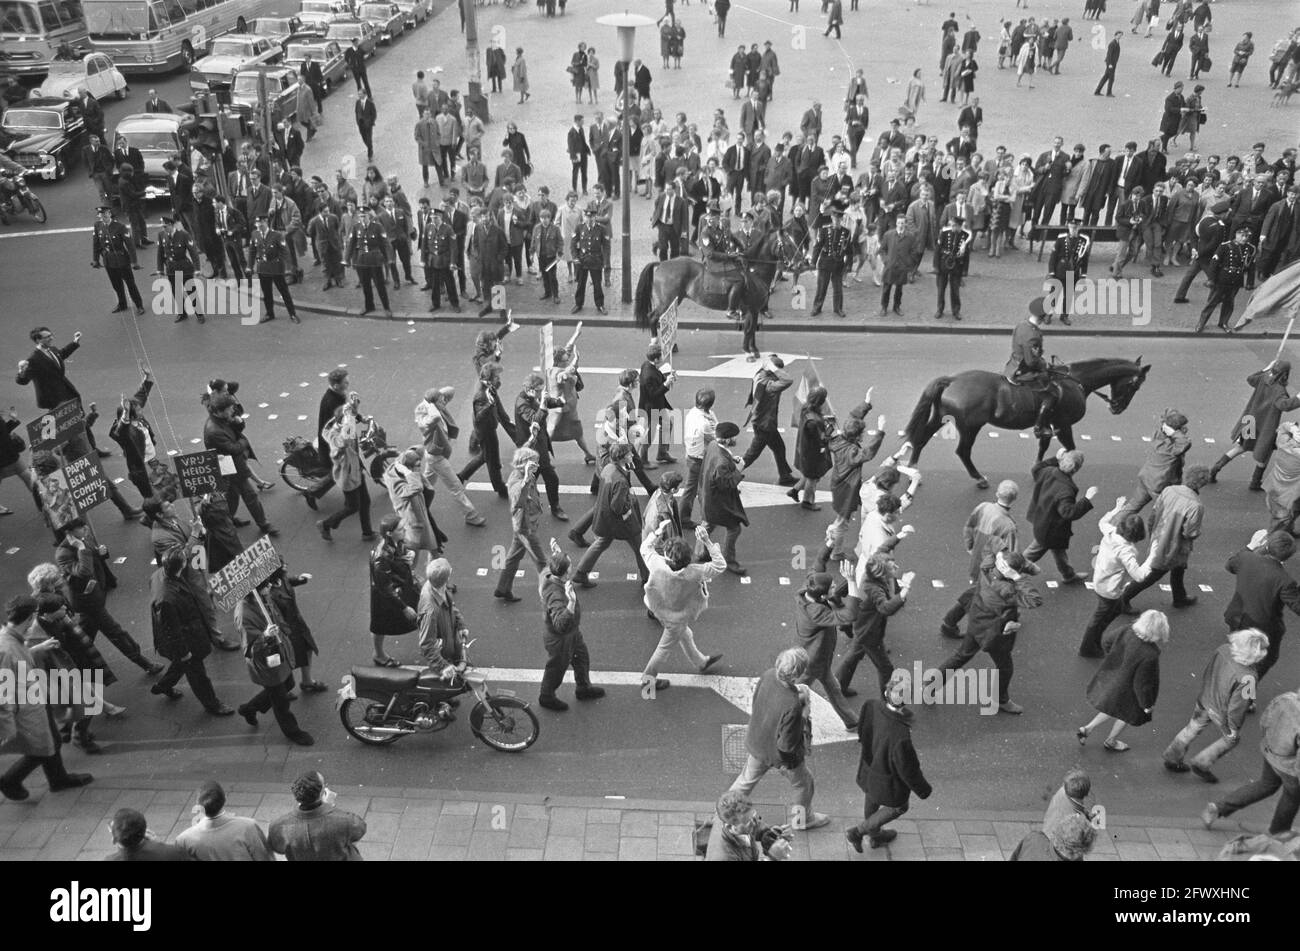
[190,36,283,91]
[393,0,431,28]
[34,54,129,102]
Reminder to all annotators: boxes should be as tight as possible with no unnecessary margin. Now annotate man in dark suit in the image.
[1224,532,1300,682]
[651,179,688,260]
[588,113,612,194]
[1033,136,1070,226]
[723,132,750,211]
[309,369,348,508]
[740,356,796,485]
[1133,139,1168,195]
[639,343,676,467]
[1093,30,1121,97]
[210,194,246,280]
[514,373,568,521]
[1173,200,1228,302]
[571,443,648,588]
[354,91,377,162]
[244,168,272,222]
[344,38,371,95]
[16,326,83,411]
[567,114,590,193]
[143,89,172,113]
[1229,171,1279,288]
[1259,185,1299,279]
[90,206,144,315]
[957,98,983,141]
[794,133,824,205]
[1107,141,1142,225]
[1079,144,1116,226]
[110,136,144,189]
[471,207,509,318]
[748,131,772,205]
[1111,185,1151,279]
[164,157,195,234]
[457,361,515,498]
[81,133,115,205]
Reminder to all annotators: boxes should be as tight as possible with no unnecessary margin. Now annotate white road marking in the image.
[1081,435,1092,440]
[988,432,999,438]
[476,568,488,576]
[465,480,831,507]
[113,557,127,565]
[6,548,20,555]
[931,579,945,588]
[1111,436,1121,442]
[1205,437,1216,443]
[475,666,853,746]
[778,577,790,585]
[740,576,752,584]
[0,226,94,240]
[1199,584,1213,593]
[268,414,278,420]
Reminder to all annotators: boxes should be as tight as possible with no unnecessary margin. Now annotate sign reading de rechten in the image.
[26,398,86,453]
[173,449,222,498]
[209,535,281,613]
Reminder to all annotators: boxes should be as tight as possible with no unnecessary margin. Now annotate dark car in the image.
[0,96,86,181]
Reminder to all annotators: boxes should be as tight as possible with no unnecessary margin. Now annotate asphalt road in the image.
[1,0,1297,824]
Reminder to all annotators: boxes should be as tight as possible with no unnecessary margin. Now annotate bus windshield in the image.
[0,1,40,34]
[84,0,150,36]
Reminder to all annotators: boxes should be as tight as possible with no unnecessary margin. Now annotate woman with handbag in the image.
[1175,84,1205,151]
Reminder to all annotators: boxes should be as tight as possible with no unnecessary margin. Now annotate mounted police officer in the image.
[1046,217,1091,325]
[1004,297,1059,438]
[249,214,299,324]
[699,198,748,320]
[571,203,608,314]
[91,205,144,316]
[808,204,853,317]
[153,215,204,324]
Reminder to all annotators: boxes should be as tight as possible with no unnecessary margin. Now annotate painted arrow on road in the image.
[476,667,855,746]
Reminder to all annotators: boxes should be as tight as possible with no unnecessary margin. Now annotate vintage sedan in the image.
[112,113,193,198]
[251,16,320,51]
[0,97,86,181]
[283,38,347,93]
[228,66,300,127]
[299,0,355,15]
[33,53,129,102]
[356,2,404,43]
[190,36,284,92]
[393,0,431,28]
[324,19,377,58]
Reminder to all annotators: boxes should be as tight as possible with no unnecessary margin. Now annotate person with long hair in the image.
[1078,609,1169,751]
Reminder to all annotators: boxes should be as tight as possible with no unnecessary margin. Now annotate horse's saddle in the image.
[699,259,749,299]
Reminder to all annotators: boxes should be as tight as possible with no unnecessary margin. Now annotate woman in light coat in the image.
[296,79,320,139]
[382,448,440,568]
[903,69,926,120]
[318,400,372,540]
[585,47,600,103]
[511,48,530,104]
[414,112,439,187]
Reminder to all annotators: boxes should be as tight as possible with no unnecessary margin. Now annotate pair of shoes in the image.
[786,487,800,502]
[361,532,377,541]
[551,507,569,521]
[699,653,723,673]
[573,575,597,589]
[493,590,521,603]
[48,773,94,792]
[260,525,280,538]
[144,661,165,676]
[725,563,748,576]
[1191,764,1220,783]
[939,622,962,639]
[777,474,800,487]
[538,695,569,711]
[207,704,236,716]
[1164,760,1190,773]
[841,685,859,698]
[1060,574,1085,585]
[317,521,333,541]
[237,705,257,727]
[287,731,315,746]
[1103,739,1131,752]
[371,656,400,667]
[800,501,822,511]
[465,514,487,527]
[868,828,897,848]
[150,684,183,700]
[300,681,328,693]
[1077,647,1103,659]
[640,677,671,696]
[232,516,251,527]
[796,812,831,831]
[575,685,606,701]
[846,827,865,853]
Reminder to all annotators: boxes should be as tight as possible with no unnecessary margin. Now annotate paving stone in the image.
[80,787,122,803]
[547,806,588,837]
[619,810,659,837]
[1116,842,1161,860]
[582,851,619,860]
[441,800,480,816]
[466,830,509,860]
[888,818,918,835]
[37,833,92,861]
[1085,853,1120,861]
[506,817,549,849]
[1195,845,1227,860]
[657,824,694,855]
[388,831,434,861]
[513,803,548,820]
[926,848,967,861]
[5,820,57,849]
[959,834,1003,855]
[363,812,401,843]
[368,796,408,814]
[432,813,476,846]
[807,832,850,861]
[656,811,696,826]
[223,792,265,808]
[1151,841,1200,860]
[358,841,392,861]
[253,795,298,822]
[75,850,113,861]
[507,848,546,861]
[427,844,469,861]
[1145,827,1192,844]
[586,808,621,823]
[110,790,156,811]
[584,822,621,852]
[52,815,104,836]
[992,821,1035,851]
[0,848,41,861]
[543,835,585,861]
[917,820,961,850]
[954,820,995,835]
[1109,826,1153,844]
[475,802,514,830]
[150,790,195,805]
[618,836,659,861]
[1185,828,1230,846]
[399,801,445,829]
[1089,833,1118,854]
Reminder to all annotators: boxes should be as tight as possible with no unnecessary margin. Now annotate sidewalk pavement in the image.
[0,778,1239,860]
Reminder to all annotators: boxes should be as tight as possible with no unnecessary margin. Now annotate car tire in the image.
[116,85,127,100]
[236,16,248,33]
[54,158,66,181]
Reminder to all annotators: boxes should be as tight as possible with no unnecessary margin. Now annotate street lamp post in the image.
[597,12,655,304]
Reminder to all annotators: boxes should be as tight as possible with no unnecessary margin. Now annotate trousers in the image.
[540,627,592,698]
[642,620,708,675]
[939,630,1015,703]
[105,266,143,308]
[241,678,302,739]
[1163,706,1241,771]
[422,454,479,518]
[852,797,908,841]
[728,754,815,819]
[495,530,545,595]
[457,429,507,496]
[224,474,269,529]
[742,427,794,479]
[157,654,222,711]
[1214,758,1300,835]
[323,482,372,535]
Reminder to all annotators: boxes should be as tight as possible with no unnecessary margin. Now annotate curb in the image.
[292,297,1281,340]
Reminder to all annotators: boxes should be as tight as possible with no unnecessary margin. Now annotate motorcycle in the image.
[0,169,47,225]
[336,639,540,752]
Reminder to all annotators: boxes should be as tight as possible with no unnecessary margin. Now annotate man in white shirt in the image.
[677,387,718,526]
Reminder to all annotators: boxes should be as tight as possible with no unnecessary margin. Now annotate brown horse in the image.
[633,232,803,354]
[899,357,1152,488]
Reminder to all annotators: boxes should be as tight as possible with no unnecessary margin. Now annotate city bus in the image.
[0,0,89,79]
[84,0,281,74]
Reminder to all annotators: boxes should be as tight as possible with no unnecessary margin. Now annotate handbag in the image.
[1151,50,1164,67]
[1200,54,1211,72]
[1198,109,1208,124]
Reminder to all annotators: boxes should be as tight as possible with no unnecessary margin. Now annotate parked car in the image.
[112,113,194,198]
[324,19,378,58]
[0,97,86,181]
[356,2,404,43]
[251,16,319,51]
[190,36,284,92]
[393,0,431,29]
[228,66,300,127]
[33,54,129,102]
[283,38,348,93]
[299,0,355,15]
[295,10,346,35]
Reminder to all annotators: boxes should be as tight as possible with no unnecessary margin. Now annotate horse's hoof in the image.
[975,478,989,490]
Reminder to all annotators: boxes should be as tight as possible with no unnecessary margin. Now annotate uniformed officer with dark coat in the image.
[1198,226,1256,334]
[91,206,144,315]
[935,215,973,321]
[698,200,739,264]
[423,206,461,312]
[1046,218,1090,325]
[154,216,204,323]
[248,214,300,324]
[344,206,392,318]
[570,204,608,314]
[808,206,853,317]
[1004,299,1058,437]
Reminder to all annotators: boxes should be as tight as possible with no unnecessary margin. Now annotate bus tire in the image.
[180,42,196,71]
[236,16,248,33]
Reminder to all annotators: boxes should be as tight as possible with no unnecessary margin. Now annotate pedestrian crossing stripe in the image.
[477,568,488,576]
[5,548,19,555]
[268,414,279,420]
[626,573,638,581]
[318,372,328,377]
[516,570,525,578]
[279,392,290,397]
[740,576,752,584]
[338,364,348,368]
[113,557,127,565]
[931,580,945,588]
[1046,580,1058,588]
[1111,436,1121,442]
[297,416,308,421]
[1084,581,1095,590]
[1020,432,1030,439]
[1204,437,1216,443]
[988,432,999,438]
[166,449,178,456]
[779,577,790,585]
[190,438,201,443]
[1081,435,1092,440]
[1199,584,1213,593]
[258,403,269,408]
[1159,584,1171,592]
[590,572,600,580]
[299,382,309,387]
[1142,436,1152,442]
[113,478,123,484]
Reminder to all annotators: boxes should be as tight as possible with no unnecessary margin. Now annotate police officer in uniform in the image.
[248,214,300,324]
[153,215,204,323]
[424,206,461,312]
[91,206,144,315]
[1004,298,1058,438]
[345,206,393,318]
[570,204,608,314]
[808,206,853,317]
[211,194,247,281]
[699,199,748,319]
[935,214,973,320]
[1198,226,1256,334]
[1046,217,1091,325]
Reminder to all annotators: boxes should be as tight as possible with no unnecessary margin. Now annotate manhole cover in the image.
[721,724,747,772]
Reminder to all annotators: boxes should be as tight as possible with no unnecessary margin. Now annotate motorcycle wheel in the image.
[470,696,540,753]
[339,698,403,745]
[27,196,46,224]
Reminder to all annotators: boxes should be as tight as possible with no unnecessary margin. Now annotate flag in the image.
[1235,259,1300,329]
[789,357,822,427]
